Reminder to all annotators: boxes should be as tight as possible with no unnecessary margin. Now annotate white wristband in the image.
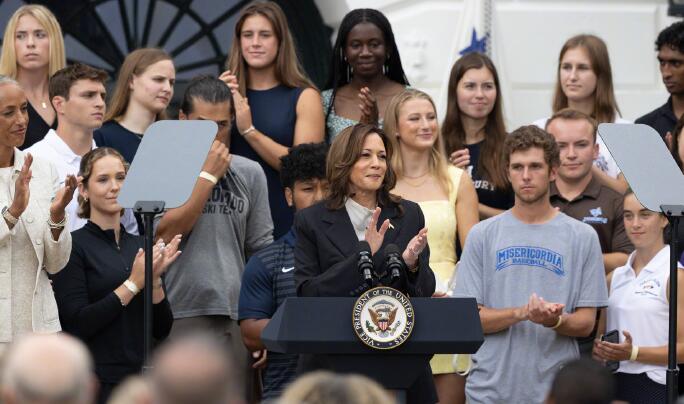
[124,280,140,295]
[241,125,256,137]
[199,171,218,185]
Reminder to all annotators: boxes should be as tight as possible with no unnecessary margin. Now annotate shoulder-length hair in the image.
[384,88,451,195]
[0,4,66,78]
[442,52,508,190]
[105,48,172,122]
[552,34,620,124]
[326,123,400,210]
[226,1,315,95]
[324,8,409,122]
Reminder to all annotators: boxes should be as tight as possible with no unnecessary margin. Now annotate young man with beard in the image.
[637,21,684,140]
[238,142,328,400]
[454,126,608,404]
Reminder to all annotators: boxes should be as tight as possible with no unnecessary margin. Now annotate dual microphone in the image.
[357,241,404,287]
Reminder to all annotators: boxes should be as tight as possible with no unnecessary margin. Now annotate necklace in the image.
[403,175,430,188]
[403,171,429,179]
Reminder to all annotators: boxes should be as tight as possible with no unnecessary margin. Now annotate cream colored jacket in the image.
[0,148,71,342]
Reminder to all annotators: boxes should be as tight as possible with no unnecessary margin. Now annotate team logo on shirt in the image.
[583,207,608,224]
[352,287,414,350]
[496,246,565,276]
[635,278,660,297]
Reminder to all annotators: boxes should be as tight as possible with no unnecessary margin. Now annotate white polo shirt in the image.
[26,129,138,234]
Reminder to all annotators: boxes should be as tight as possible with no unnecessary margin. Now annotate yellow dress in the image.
[419,166,470,375]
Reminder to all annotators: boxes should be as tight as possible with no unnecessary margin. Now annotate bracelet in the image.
[199,171,218,185]
[630,345,639,361]
[2,206,18,226]
[241,125,256,137]
[550,315,563,329]
[124,280,140,295]
[47,213,67,229]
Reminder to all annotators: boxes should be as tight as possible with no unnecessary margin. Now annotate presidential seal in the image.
[352,286,414,350]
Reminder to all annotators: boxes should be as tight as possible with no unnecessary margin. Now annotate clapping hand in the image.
[49,174,79,221]
[449,148,470,169]
[152,235,182,278]
[527,293,564,326]
[364,207,390,255]
[402,227,428,269]
[9,153,33,218]
[358,87,379,125]
[219,70,252,134]
[593,330,633,362]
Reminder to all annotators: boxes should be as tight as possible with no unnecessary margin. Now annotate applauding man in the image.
[454,126,608,404]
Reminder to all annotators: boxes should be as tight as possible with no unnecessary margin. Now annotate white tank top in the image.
[606,246,677,384]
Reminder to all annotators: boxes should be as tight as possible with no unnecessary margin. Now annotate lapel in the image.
[323,207,357,257]
[378,202,401,247]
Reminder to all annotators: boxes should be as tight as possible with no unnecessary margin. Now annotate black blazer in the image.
[294,198,435,298]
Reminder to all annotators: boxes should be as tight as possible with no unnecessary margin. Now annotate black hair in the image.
[180,75,232,115]
[279,142,328,189]
[548,359,615,404]
[324,9,409,123]
[656,21,684,53]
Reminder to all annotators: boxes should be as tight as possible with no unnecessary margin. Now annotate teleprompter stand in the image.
[118,120,217,370]
[600,123,684,402]
[262,297,483,402]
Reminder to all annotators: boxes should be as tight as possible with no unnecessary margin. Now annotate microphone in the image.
[358,241,374,287]
[385,244,403,282]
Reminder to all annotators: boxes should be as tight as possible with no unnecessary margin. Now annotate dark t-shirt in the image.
[635,97,677,140]
[94,120,143,163]
[230,85,304,239]
[466,141,514,211]
[20,102,56,150]
[238,229,298,399]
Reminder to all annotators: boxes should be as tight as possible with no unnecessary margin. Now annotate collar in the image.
[344,197,375,233]
[660,97,677,121]
[84,220,126,245]
[550,176,601,202]
[625,246,671,275]
[11,148,26,173]
[43,129,96,165]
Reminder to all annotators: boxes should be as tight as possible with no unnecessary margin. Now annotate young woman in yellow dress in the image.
[384,88,479,404]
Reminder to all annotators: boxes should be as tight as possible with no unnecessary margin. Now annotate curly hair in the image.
[279,142,328,189]
[656,21,684,53]
[504,125,560,169]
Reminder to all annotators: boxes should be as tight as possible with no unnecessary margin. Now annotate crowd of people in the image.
[1,1,684,404]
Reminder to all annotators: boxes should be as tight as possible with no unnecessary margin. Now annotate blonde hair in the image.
[105,48,172,122]
[279,371,396,404]
[384,88,452,196]
[226,1,315,95]
[0,5,66,78]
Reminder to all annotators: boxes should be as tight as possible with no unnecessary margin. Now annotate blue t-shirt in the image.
[230,85,304,239]
[94,121,142,164]
[238,229,298,399]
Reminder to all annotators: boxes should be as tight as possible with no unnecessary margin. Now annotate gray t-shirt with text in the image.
[163,155,273,319]
[454,210,608,404]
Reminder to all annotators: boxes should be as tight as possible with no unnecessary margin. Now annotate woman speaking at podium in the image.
[293,123,436,403]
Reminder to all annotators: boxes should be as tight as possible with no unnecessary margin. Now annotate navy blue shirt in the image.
[466,141,514,211]
[94,120,143,163]
[238,229,298,399]
[636,96,677,140]
[230,85,304,239]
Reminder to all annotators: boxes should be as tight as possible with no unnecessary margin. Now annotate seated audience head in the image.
[1,333,96,404]
[384,88,451,188]
[77,147,128,219]
[545,359,615,404]
[0,4,65,78]
[545,108,598,184]
[279,371,396,404]
[504,126,560,204]
[442,52,508,189]
[655,21,684,97]
[149,333,237,404]
[326,123,398,209]
[107,376,151,404]
[49,63,108,131]
[0,76,28,148]
[623,188,668,250]
[227,1,313,94]
[105,48,174,122]
[326,8,409,90]
[279,142,328,211]
[553,34,619,123]
[179,75,233,144]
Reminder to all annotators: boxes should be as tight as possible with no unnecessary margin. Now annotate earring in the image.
[84,196,88,202]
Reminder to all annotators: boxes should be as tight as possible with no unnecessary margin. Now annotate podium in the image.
[262,297,483,391]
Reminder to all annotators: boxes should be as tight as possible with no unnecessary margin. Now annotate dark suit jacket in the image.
[294,198,435,298]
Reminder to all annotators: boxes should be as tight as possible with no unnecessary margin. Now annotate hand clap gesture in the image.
[219,70,253,135]
[402,227,428,269]
[9,153,33,219]
[593,330,634,362]
[364,207,390,255]
[49,174,79,222]
[358,87,379,125]
[527,293,565,327]
[449,148,470,169]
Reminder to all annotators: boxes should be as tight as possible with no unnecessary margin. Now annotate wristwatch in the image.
[2,206,18,226]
